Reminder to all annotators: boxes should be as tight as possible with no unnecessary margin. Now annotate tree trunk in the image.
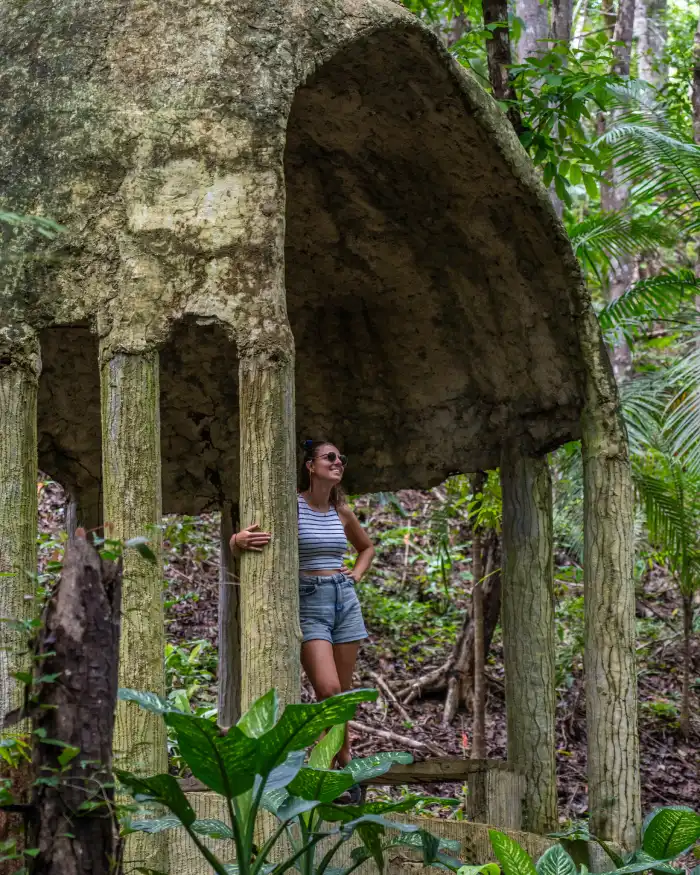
[634,0,667,86]
[679,592,693,738]
[612,0,637,74]
[599,0,637,381]
[500,447,557,834]
[481,0,523,132]
[551,0,573,45]
[405,552,501,708]
[29,538,121,875]
[239,352,299,710]
[579,308,641,853]
[693,16,700,144]
[516,0,549,61]
[100,349,167,870]
[218,501,241,728]
[471,572,487,759]
[471,472,488,757]
[461,535,501,707]
[0,342,40,724]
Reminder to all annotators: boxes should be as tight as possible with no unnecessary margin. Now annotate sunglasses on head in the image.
[318,452,348,466]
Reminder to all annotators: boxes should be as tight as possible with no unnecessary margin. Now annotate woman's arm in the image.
[338,506,375,582]
[229,523,271,556]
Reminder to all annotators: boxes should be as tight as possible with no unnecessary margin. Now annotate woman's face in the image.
[309,444,345,485]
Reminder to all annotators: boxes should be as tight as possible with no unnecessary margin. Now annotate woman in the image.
[231,440,374,777]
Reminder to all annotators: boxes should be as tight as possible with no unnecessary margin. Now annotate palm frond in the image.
[0,212,63,239]
[597,125,700,216]
[569,212,678,277]
[664,345,700,475]
[551,443,584,562]
[634,467,687,561]
[598,270,700,335]
[619,374,666,456]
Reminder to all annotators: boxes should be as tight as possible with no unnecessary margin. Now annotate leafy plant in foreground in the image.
[490,806,700,875]
[117,687,464,875]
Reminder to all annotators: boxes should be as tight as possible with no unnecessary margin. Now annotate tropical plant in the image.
[117,687,464,875]
[489,806,700,875]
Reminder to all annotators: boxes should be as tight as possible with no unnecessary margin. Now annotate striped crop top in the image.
[297,494,347,571]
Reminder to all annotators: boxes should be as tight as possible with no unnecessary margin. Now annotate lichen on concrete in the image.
[1,0,590,503]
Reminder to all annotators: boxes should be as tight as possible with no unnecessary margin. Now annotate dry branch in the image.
[368,671,412,724]
[348,721,447,757]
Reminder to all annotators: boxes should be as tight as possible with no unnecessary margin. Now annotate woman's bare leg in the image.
[333,641,360,766]
[301,639,342,699]
[301,639,361,768]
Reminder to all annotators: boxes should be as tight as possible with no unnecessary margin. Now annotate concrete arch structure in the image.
[1,0,639,863]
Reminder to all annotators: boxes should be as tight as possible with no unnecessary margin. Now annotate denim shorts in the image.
[299,573,368,645]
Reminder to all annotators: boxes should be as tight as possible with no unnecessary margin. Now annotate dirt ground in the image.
[38,479,700,824]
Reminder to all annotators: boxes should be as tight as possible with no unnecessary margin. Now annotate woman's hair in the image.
[299,439,346,507]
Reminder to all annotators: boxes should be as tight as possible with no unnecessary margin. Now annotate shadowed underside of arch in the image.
[286,25,585,494]
[26,18,589,512]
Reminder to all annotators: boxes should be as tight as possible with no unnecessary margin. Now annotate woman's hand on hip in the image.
[343,565,360,582]
[231,523,271,552]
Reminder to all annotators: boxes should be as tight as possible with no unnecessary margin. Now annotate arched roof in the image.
[1,1,592,511]
[285,23,586,493]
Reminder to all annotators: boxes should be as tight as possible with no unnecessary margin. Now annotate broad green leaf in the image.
[643,808,700,859]
[191,819,234,840]
[164,713,259,797]
[600,851,680,875]
[115,772,195,827]
[536,846,576,875]
[257,690,377,770]
[237,690,279,738]
[276,795,320,821]
[318,795,430,824]
[458,866,501,875]
[342,814,423,836]
[129,816,183,835]
[343,751,412,784]
[260,788,287,815]
[385,831,461,855]
[415,829,440,866]
[119,689,181,715]
[261,749,306,792]
[287,767,354,803]
[125,537,158,563]
[489,829,538,875]
[309,724,345,770]
[356,822,384,873]
[57,746,80,767]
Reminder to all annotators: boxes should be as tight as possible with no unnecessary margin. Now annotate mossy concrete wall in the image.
[1,0,591,513]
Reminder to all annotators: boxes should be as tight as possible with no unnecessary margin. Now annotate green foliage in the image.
[642,807,700,858]
[118,687,462,875]
[512,37,622,206]
[487,806,700,875]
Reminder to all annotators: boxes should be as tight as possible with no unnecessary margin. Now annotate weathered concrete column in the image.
[218,501,241,727]
[500,446,557,834]
[100,347,167,775]
[239,350,299,710]
[579,313,640,854]
[0,331,40,721]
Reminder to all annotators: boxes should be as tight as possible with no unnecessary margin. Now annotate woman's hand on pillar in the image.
[230,523,271,553]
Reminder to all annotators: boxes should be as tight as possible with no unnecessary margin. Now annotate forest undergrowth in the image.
[37,476,699,827]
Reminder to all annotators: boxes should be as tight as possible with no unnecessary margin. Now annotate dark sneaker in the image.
[337,784,365,805]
